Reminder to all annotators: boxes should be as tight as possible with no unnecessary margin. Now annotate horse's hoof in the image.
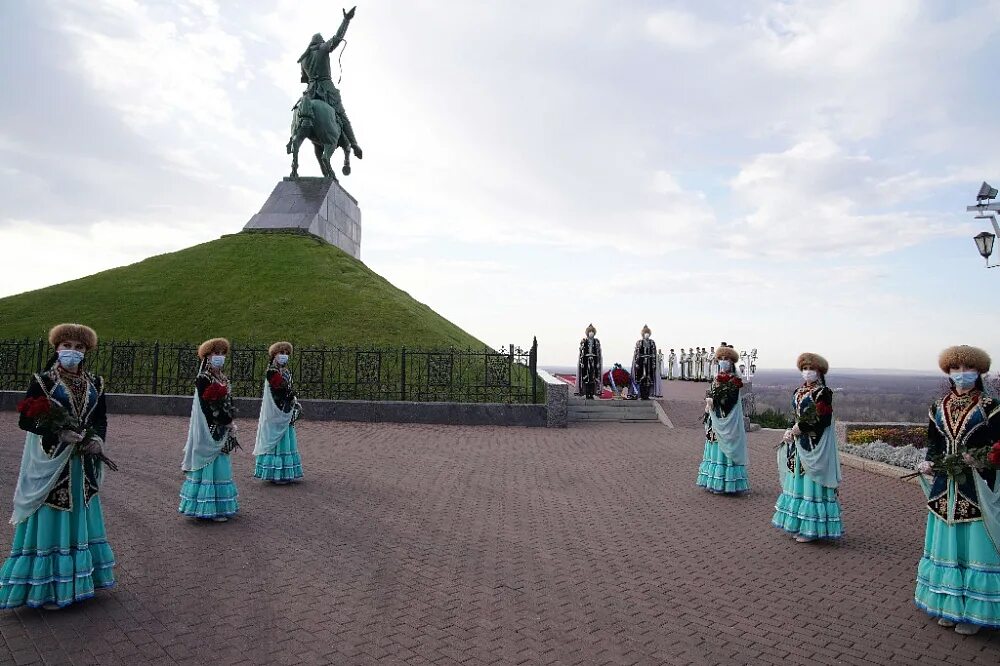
[342,165,351,176]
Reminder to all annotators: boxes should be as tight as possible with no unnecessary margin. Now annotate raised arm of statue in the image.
[324,6,356,53]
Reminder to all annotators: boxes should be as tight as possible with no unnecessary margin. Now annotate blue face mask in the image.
[951,371,979,389]
[718,360,732,372]
[210,355,226,369]
[276,354,289,365]
[57,349,84,369]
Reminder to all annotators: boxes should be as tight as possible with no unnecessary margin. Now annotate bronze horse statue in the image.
[286,7,363,180]
[286,95,361,180]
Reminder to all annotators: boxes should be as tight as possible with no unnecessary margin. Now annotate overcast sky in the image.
[2,0,999,371]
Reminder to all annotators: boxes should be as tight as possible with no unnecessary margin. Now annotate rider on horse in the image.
[289,7,363,171]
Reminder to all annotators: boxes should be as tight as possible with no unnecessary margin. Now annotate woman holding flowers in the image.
[1,324,116,610]
[179,338,240,522]
[914,345,1000,635]
[772,352,842,543]
[253,342,303,485]
[697,345,749,494]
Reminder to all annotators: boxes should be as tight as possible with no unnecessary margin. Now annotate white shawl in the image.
[181,390,223,472]
[9,432,75,525]
[253,381,294,456]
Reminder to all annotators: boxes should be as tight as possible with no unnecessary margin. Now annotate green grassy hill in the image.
[0,232,485,348]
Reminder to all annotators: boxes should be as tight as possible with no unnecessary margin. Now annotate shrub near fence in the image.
[0,338,543,404]
[751,408,793,429]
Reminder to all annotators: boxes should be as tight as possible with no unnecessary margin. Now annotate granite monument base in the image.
[242,177,361,259]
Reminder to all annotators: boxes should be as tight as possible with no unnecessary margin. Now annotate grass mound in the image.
[0,233,485,349]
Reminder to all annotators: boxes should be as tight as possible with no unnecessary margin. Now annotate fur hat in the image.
[197,337,230,360]
[641,324,651,336]
[796,352,829,375]
[715,346,739,363]
[938,345,991,374]
[48,323,97,350]
[585,323,596,335]
[268,341,293,358]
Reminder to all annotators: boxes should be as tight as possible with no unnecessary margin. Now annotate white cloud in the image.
[651,171,683,195]
[0,218,221,298]
[727,134,971,257]
[56,0,258,180]
[645,9,722,51]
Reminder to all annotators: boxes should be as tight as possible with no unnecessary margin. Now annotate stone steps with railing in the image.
[568,398,660,423]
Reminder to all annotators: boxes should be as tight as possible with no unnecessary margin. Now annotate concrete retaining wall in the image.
[3,389,561,427]
[0,391,549,428]
[537,370,568,428]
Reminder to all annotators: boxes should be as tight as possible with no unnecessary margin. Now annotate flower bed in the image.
[845,424,927,449]
[839,439,924,471]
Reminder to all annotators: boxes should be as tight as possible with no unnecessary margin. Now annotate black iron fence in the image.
[0,338,541,404]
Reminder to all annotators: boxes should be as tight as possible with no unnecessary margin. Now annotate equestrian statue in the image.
[287,6,364,179]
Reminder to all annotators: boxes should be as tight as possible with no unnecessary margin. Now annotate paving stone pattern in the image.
[0,383,998,665]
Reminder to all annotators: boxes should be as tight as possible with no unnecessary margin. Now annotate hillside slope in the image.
[0,233,485,348]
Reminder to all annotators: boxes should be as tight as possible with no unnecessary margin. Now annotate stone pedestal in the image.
[242,177,361,259]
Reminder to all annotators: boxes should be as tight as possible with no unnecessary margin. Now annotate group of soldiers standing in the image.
[664,346,731,382]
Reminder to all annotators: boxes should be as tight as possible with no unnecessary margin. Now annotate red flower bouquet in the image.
[17,396,51,419]
[18,394,118,470]
[987,442,1000,468]
[201,381,237,451]
[201,381,234,422]
[927,441,1000,483]
[19,395,77,434]
[269,372,286,390]
[816,401,833,417]
[202,383,229,402]
[708,373,743,408]
[715,373,744,389]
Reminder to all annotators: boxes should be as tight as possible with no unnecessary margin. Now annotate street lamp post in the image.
[966,182,1000,268]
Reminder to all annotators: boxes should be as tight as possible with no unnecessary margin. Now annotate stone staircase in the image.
[568,398,662,423]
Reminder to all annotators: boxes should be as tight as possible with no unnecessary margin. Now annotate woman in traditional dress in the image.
[696,346,749,495]
[178,338,240,522]
[253,342,303,485]
[0,324,116,609]
[772,352,842,543]
[914,345,1000,635]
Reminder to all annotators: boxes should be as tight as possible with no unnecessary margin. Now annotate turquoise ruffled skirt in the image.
[0,457,116,609]
[772,456,843,539]
[914,513,1000,628]
[253,427,303,482]
[696,440,749,494]
[178,454,239,519]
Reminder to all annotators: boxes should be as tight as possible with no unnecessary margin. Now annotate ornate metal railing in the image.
[0,338,541,404]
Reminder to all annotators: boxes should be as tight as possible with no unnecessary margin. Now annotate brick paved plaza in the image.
[1,384,999,665]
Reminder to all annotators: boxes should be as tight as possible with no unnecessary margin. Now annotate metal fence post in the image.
[35,339,44,372]
[530,336,538,404]
[106,341,115,390]
[400,347,406,401]
[151,342,160,394]
[509,345,515,399]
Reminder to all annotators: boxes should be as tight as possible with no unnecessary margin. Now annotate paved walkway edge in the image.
[653,400,674,428]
